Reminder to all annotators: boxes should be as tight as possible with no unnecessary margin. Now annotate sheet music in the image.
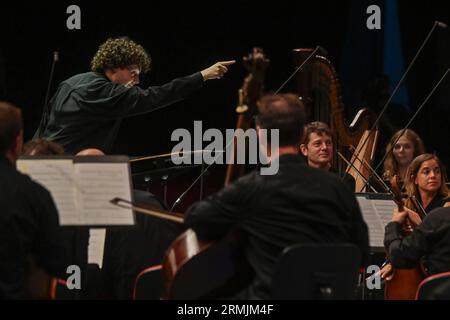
[17,156,134,227]
[75,162,134,226]
[17,159,79,225]
[88,228,106,268]
[356,195,397,249]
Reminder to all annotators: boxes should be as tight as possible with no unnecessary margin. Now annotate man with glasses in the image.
[34,37,234,154]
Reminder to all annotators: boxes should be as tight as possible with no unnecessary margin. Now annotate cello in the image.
[384,175,425,300]
[111,198,251,299]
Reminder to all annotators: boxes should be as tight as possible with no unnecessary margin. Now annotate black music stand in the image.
[355,192,397,300]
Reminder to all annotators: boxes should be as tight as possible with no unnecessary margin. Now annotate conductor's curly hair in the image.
[90,37,151,74]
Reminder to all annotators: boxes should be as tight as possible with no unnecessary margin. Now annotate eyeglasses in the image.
[128,66,141,77]
[124,66,141,88]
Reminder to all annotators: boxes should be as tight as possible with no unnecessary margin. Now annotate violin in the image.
[384,175,425,300]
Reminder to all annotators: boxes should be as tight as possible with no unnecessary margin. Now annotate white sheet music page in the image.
[17,158,79,225]
[74,162,134,226]
[356,195,397,249]
[88,228,106,268]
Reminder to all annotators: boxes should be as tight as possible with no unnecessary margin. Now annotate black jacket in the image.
[185,154,369,299]
[0,157,68,299]
[35,71,204,154]
[384,206,450,275]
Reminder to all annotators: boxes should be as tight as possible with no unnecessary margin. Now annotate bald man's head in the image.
[76,148,105,156]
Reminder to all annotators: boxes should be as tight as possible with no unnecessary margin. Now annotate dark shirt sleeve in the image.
[343,173,356,193]
[184,174,257,241]
[77,72,204,119]
[384,219,431,269]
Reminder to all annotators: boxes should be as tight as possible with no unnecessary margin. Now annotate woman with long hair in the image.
[381,154,450,281]
[401,153,450,226]
[383,129,425,183]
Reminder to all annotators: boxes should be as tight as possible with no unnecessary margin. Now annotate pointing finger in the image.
[219,60,236,66]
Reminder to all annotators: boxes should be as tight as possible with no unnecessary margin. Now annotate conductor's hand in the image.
[201,60,236,81]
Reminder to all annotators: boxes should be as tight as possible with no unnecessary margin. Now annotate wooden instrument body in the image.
[162,229,251,299]
[384,176,425,300]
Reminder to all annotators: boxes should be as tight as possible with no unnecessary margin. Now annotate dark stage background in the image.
[1,0,450,204]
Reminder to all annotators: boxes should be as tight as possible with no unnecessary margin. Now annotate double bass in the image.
[224,48,269,186]
[384,175,425,300]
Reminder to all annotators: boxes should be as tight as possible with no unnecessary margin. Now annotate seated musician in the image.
[385,206,450,277]
[0,102,68,299]
[74,148,182,299]
[300,121,356,191]
[184,94,369,300]
[381,153,450,279]
[382,129,425,185]
[22,138,65,156]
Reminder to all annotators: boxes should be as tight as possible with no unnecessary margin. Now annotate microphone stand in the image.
[37,51,59,137]
[170,150,225,212]
[44,51,59,109]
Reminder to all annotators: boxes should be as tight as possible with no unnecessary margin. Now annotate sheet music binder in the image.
[355,193,397,252]
[17,155,135,227]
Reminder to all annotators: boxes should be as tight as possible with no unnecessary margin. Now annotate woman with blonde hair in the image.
[383,129,425,183]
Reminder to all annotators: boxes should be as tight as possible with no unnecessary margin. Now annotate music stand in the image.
[17,155,136,299]
[355,192,397,300]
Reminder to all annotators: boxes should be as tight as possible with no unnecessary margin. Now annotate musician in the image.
[382,129,425,184]
[34,37,235,154]
[401,154,450,226]
[184,94,369,300]
[385,206,450,276]
[300,121,356,191]
[0,102,68,299]
[381,153,449,280]
[74,148,182,299]
[22,138,64,156]
[76,148,105,156]
[102,189,182,299]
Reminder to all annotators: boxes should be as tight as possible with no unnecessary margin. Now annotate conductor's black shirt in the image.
[35,71,204,154]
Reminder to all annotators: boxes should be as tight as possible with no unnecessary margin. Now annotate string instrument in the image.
[224,48,269,186]
[29,257,53,299]
[292,49,378,192]
[384,175,425,300]
[111,198,250,299]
